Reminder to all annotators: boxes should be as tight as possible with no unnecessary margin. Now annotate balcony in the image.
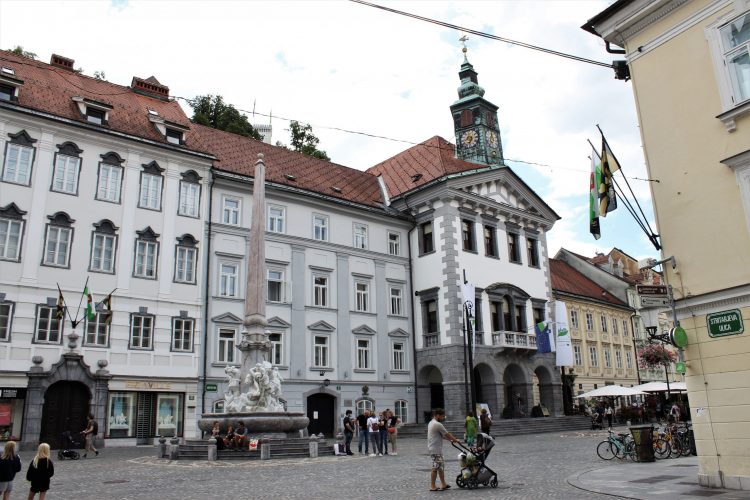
[423,333,439,348]
[491,330,537,352]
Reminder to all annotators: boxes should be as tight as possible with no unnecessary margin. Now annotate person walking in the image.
[427,408,458,492]
[26,443,53,500]
[0,441,22,500]
[378,411,389,455]
[387,409,400,456]
[604,405,613,428]
[81,414,99,458]
[343,410,355,456]
[479,408,492,436]
[464,411,478,446]
[356,409,369,455]
[367,411,380,457]
[670,402,681,423]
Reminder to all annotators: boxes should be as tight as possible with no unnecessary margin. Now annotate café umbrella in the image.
[575,385,646,398]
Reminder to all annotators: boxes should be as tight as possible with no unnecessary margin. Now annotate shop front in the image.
[0,387,26,441]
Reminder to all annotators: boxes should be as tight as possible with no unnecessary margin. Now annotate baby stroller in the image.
[591,413,604,430]
[57,430,84,460]
[452,433,498,489]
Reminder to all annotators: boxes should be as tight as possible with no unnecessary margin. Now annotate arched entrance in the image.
[41,381,90,448]
[534,366,555,413]
[307,393,335,437]
[473,363,498,414]
[417,365,444,422]
[503,364,528,418]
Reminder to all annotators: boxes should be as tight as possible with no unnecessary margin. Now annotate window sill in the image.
[527,264,540,269]
[41,262,70,269]
[310,367,333,372]
[50,189,78,196]
[137,206,162,212]
[485,254,500,260]
[463,248,478,254]
[212,362,238,367]
[306,304,336,311]
[716,100,750,133]
[509,260,523,266]
[177,213,200,219]
[419,250,436,258]
[89,268,116,275]
[353,369,375,373]
[389,370,409,374]
[128,346,154,351]
[387,314,408,319]
[213,295,244,302]
[1,178,31,187]
[95,197,121,205]
[351,310,377,316]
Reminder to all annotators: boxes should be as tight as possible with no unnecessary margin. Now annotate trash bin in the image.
[687,427,697,456]
[630,425,655,462]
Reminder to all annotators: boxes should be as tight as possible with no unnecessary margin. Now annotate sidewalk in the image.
[568,456,750,499]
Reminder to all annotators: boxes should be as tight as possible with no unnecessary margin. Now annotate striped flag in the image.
[84,286,95,321]
[55,290,65,320]
[599,137,619,216]
[102,294,113,325]
[589,147,601,240]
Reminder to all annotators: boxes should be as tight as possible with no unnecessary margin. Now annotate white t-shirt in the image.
[367,416,379,432]
[605,407,613,415]
[427,418,448,455]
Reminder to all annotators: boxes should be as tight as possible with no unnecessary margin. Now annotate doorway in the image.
[40,381,90,449]
[307,393,335,437]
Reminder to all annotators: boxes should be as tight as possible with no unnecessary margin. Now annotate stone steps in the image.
[177,438,334,460]
[396,415,592,438]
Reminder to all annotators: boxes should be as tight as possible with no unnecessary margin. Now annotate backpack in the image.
[370,420,379,432]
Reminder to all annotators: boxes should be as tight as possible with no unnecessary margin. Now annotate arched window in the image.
[356,398,374,415]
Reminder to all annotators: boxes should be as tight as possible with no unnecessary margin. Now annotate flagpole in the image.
[71,276,90,327]
[56,283,75,325]
[95,287,118,309]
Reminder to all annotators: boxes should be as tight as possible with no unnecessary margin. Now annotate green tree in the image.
[189,95,261,140]
[9,45,37,60]
[288,120,329,161]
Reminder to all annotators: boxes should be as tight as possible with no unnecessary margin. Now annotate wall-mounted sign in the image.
[707,309,744,338]
[205,384,218,392]
[0,388,26,399]
[675,361,686,374]
[125,381,172,390]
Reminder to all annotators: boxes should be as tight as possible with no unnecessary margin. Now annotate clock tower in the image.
[450,42,504,166]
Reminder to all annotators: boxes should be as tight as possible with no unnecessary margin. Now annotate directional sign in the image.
[640,296,670,307]
[637,285,669,296]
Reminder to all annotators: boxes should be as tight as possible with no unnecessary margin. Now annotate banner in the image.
[554,301,574,367]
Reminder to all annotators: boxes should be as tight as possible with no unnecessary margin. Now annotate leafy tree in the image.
[288,120,329,161]
[9,45,37,60]
[189,95,261,140]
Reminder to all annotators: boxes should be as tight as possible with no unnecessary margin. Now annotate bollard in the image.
[207,437,217,461]
[260,439,270,460]
[309,434,319,458]
[169,437,180,460]
[157,436,167,458]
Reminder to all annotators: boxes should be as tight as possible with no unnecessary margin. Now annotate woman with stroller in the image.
[81,414,99,458]
[26,443,53,500]
[0,441,22,500]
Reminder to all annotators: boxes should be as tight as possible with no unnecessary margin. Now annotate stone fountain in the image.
[198,154,308,438]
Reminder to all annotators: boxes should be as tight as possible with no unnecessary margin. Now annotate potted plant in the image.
[637,343,677,369]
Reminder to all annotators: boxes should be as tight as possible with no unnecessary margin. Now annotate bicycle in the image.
[596,430,636,461]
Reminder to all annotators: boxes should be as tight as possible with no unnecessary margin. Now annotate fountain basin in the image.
[198,412,309,439]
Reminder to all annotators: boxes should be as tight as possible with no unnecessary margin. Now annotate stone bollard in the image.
[309,434,319,458]
[207,437,217,461]
[157,437,167,458]
[169,437,180,460]
[260,439,270,460]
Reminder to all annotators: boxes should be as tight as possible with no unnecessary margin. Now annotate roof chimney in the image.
[131,76,170,101]
[50,54,75,71]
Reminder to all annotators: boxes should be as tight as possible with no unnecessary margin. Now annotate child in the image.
[0,441,22,500]
[464,412,478,446]
[26,443,54,500]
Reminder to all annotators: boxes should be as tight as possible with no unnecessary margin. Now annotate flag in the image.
[589,147,601,240]
[598,137,619,216]
[535,322,553,353]
[55,290,65,320]
[84,286,95,321]
[102,294,113,325]
[555,301,575,367]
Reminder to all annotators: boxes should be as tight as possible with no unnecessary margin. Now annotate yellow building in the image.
[550,259,638,400]
[584,0,750,490]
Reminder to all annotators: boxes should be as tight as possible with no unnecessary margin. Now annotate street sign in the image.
[636,285,668,296]
[640,296,670,307]
[670,326,688,348]
[205,383,218,392]
[675,361,686,374]
[707,309,744,338]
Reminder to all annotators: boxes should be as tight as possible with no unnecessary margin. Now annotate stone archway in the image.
[473,363,498,415]
[417,365,444,423]
[502,364,529,418]
[534,365,555,414]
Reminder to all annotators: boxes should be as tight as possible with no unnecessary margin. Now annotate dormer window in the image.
[86,108,105,125]
[72,96,112,126]
[0,84,14,101]
[166,128,183,145]
[0,70,22,102]
[0,67,15,76]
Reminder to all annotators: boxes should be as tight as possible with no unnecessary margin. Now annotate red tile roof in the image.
[188,124,384,208]
[0,50,197,150]
[550,258,629,307]
[366,136,493,198]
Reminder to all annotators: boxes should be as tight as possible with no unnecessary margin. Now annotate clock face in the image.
[461,130,478,148]
[486,131,498,148]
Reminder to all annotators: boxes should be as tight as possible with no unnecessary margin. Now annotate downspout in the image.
[200,171,215,416]
[407,221,419,424]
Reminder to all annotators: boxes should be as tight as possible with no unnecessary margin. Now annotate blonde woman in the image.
[0,441,22,500]
[26,443,54,500]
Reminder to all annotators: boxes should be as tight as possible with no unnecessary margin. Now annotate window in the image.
[43,212,74,268]
[603,347,612,368]
[353,223,368,249]
[392,342,405,370]
[0,204,25,261]
[220,263,239,297]
[0,302,14,341]
[51,142,82,194]
[585,312,594,331]
[218,328,236,363]
[90,220,118,273]
[2,131,36,185]
[35,305,62,343]
[313,335,329,367]
[85,312,110,346]
[268,205,285,233]
[615,349,623,369]
[313,214,328,241]
[720,12,750,105]
[625,350,633,369]
[612,318,619,336]
[394,400,408,424]
[166,127,183,145]
[623,320,629,337]
[484,225,497,257]
[267,269,284,302]
[133,227,159,279]
[130,314,153,349]
[269,332,283,365]
[423,298,439,346]
[357,399,374,415]
[526,238,539,267]
[573,344,582,366]
[419,221,434,254]
[600,315,608,333]
[222,197,240,225]
[588,346,599,367]
[461,219,476,251]
[178,171,201,217]
[474,296,483,335]
[96,157,123,203]
[0,83,14,101]
[514,305,526,333]
[175,235,198,284]
[388,231,400,255]
[507,232,520,263]
[389,287,403,316]
[313,275,329,307]
[356,339,371,369]
[172,317,194,352]
[570,310,579,329]
[355,281,369,312]
[138,161,164,211]
[86,107,105,125]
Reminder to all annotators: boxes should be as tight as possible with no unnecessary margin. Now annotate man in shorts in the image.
[427,408,458,492]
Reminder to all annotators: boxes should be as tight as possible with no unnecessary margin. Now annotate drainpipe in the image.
[405,200,419,425]
[200,172,215,416]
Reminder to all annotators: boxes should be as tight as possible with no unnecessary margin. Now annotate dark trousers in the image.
[379,429,388,454]
[344,431,353,454]
[369,432,380,454]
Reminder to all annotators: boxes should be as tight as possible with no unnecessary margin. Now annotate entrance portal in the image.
[307,393,335,437]
[40,381,90,448]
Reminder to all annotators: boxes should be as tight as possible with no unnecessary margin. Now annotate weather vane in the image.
[459,34,469,54]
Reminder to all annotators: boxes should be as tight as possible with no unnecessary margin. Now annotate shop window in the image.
[108,392,135,438]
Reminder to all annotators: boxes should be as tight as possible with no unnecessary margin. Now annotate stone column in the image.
[207,437,217,461]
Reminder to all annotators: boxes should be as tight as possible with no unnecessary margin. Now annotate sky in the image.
[0,0,662,263]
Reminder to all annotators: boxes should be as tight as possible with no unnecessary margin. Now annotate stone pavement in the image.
[3,427,740,499]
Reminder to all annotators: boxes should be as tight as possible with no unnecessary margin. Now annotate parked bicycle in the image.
[596,430,636,461]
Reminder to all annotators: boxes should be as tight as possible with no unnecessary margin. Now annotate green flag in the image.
[84,286,96,321]
[589,146,601,240]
